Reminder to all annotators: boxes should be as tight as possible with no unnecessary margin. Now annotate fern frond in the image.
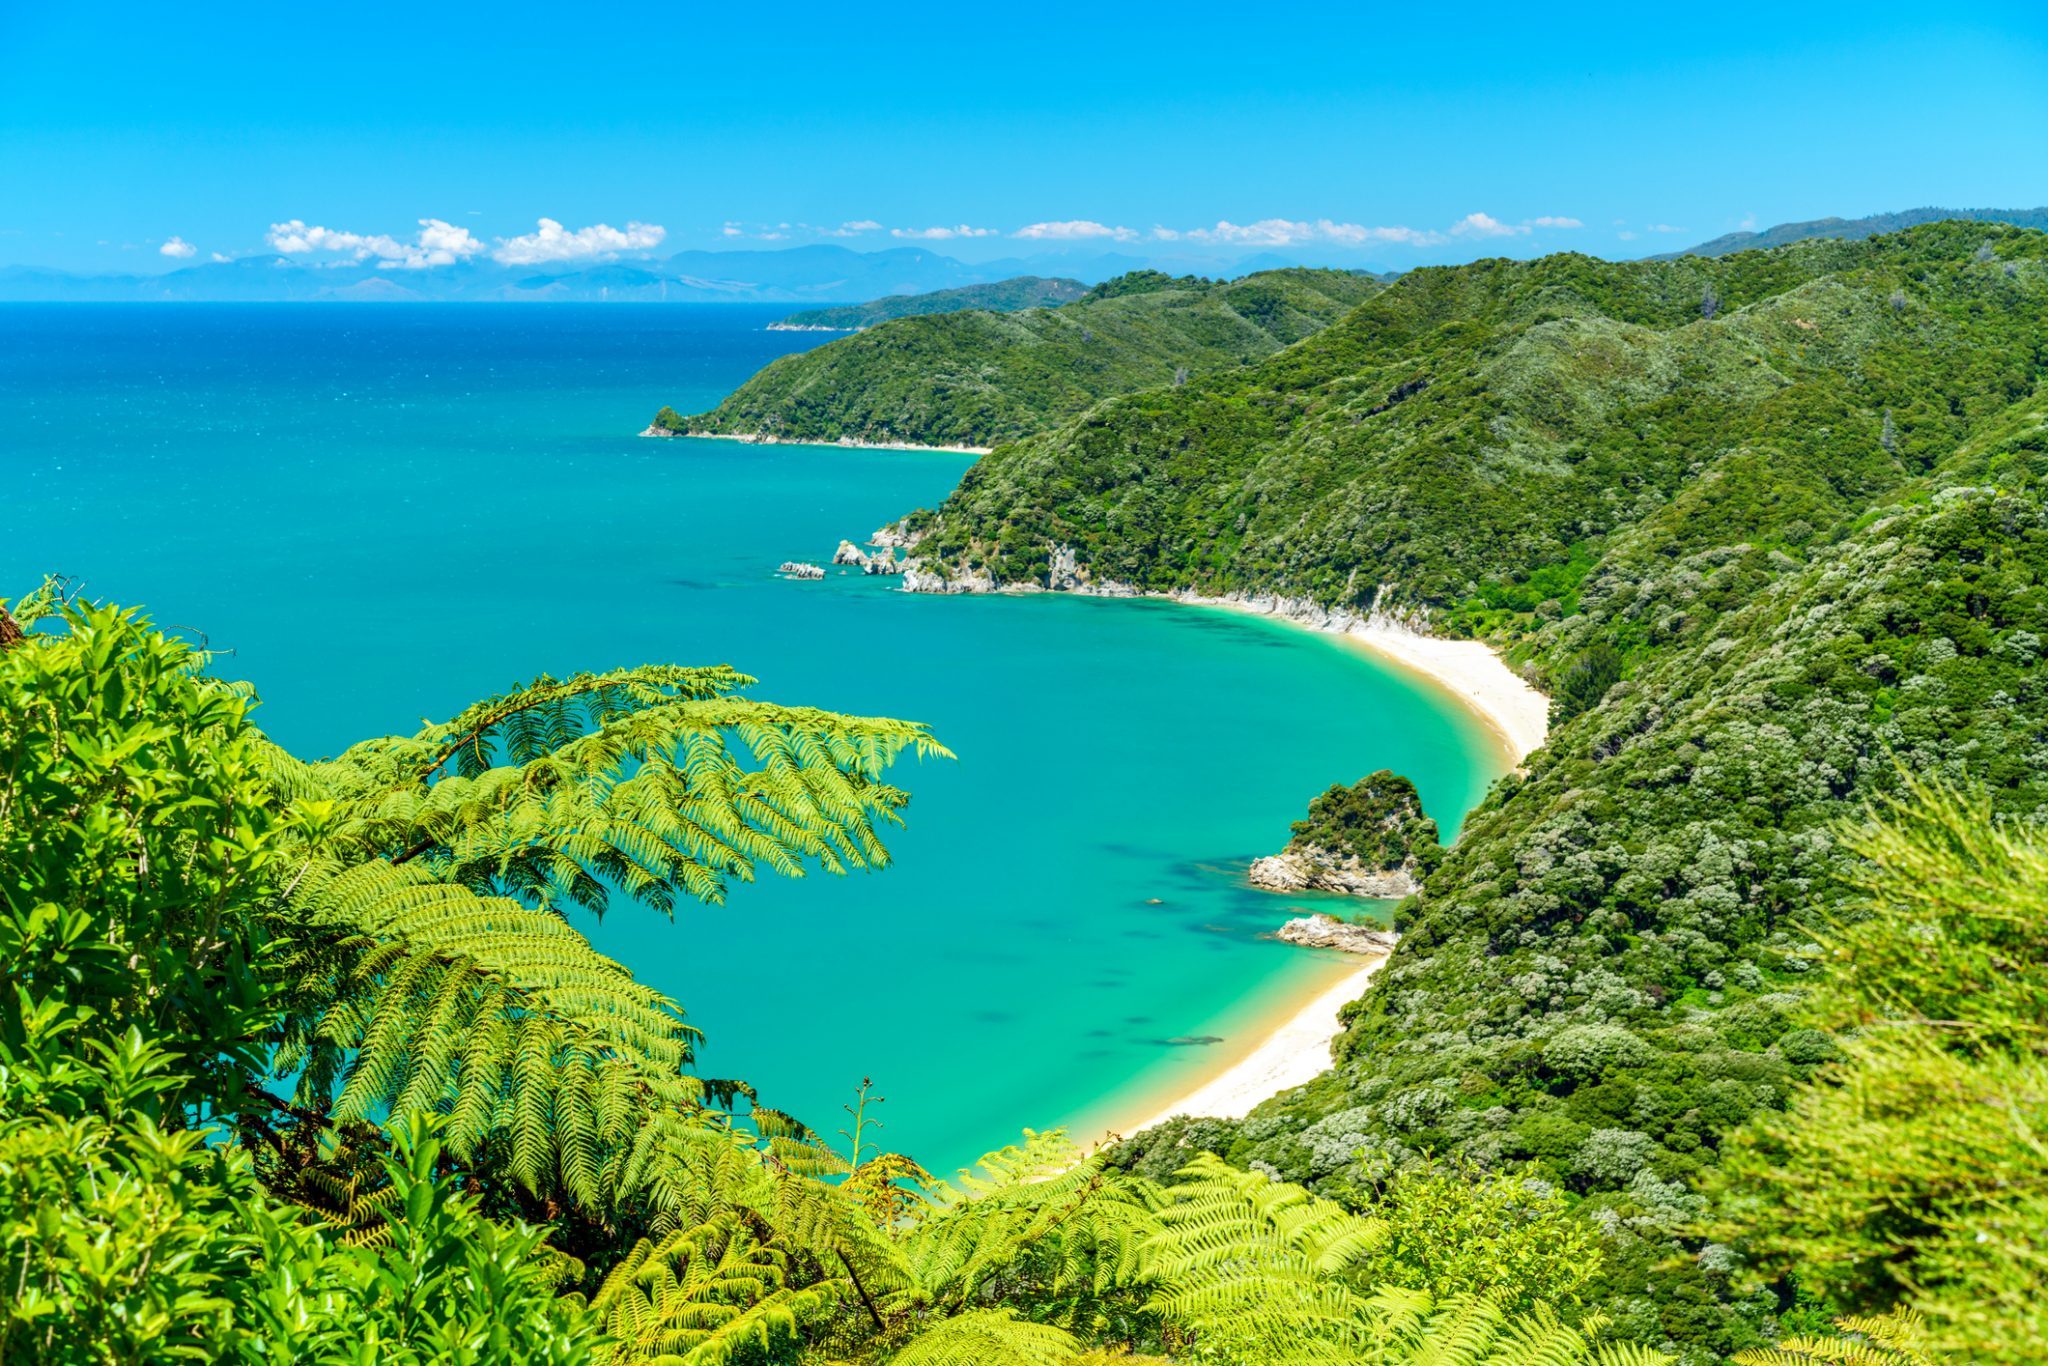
[270,858,707,1212]
[273,671,950,920]
[1732,1312,1942,1366]
[580,1212,835,1366]
[889,1309,1081,1366]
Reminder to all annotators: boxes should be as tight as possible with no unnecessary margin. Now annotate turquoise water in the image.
[2,305,1504,1173]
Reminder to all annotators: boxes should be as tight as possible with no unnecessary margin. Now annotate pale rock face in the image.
[870,523,926,550]
[1274,912,1398,955]
[1048,544,1083,591]
[832,539,869,567]
[1248,848,1421,900]
[863,546,902,576]
[899,560,995,594]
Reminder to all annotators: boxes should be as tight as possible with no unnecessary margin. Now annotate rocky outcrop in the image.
[900,561,997,594]
[639,424,678,438]
[870,522,925,551]
[1249,849,1422,899]
[863,547,903,576]
[833,539,868,566]
[1274,913,1398,955]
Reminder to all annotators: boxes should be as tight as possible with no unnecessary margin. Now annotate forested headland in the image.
[662,268,1383,447]
[775,277,1089,331]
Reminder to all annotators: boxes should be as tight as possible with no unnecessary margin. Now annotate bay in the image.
[1,303,1504,1172]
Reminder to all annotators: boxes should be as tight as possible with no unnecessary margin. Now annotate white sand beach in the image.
[1103,596,1548,1139]
[1344,626,1550,766]
[1109,952,1392,1137]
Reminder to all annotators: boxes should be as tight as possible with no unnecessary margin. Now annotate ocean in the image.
[1,303,1504,1172]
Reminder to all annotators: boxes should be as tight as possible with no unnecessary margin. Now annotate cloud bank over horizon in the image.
[132,207,1612,275]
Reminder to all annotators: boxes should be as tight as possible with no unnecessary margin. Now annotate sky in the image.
[2,0,2045,274]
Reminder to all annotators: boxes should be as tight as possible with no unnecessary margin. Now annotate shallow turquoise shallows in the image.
[2,304,1505,1173]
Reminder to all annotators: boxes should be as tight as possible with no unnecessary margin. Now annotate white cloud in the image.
[1527,216,1584,229]
[721,221,745,238]
[1175,218,1445,248]
[1013,220,1138,242]
[491,217,666,265]
[1738,213,1759,232]
[1646,223,1685,234]
[160,236,197,258]
[831,219,883,236]
[210,252,231,263]
[889,224,997,240]
[1617,230,1639,242]
[266,217,485,269]
[1450,212,1525,239]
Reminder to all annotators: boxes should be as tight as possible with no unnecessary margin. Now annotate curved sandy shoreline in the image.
[1156,590,1549,769]
[1094,596,1548,1140]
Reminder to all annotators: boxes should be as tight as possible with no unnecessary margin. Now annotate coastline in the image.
[1168,593,1549,769]
[1094,949,1393,1143]
[1073,589,1548,1141]
[646,428,993,456]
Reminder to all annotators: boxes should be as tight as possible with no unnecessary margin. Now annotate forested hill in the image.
[662,267,1383,446]
[895,223,2048,1355]
[774,275,1088,330]
[1670,204,2048,257]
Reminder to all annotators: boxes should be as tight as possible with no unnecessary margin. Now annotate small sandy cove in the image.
[1099,606,1547,1141]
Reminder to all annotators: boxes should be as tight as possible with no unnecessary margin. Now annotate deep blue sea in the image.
[2,304,1503,1172]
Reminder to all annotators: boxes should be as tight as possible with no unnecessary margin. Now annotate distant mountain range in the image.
[9,209,2046,301]
[1665,205,2048,257]
[0,245,1183,304]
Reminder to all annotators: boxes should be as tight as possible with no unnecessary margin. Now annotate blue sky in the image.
[2,0,2044,273]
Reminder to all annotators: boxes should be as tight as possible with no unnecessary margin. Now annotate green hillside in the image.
[887,223,2048,1355]
[661,267,1383,447]
[774,275,1088,330]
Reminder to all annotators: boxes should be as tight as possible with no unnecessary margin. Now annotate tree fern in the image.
[1141,1157,1668,1366]
[247,661,946,1225]
[272,667,952,918]
[578,1212,833,1366]
[889,1309,1084,1366]
[900,1132,1162,1329]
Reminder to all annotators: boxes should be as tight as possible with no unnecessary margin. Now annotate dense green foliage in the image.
[777,277,1088,330]
[1285,770,1442,875]
[846,223,2048,1358]
[674,268,1382,447]
[1709,786,2048,1360]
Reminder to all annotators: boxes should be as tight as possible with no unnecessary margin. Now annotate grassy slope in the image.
[894,224,2048,1360]
[776,276,1088,329]
[673,268,1384,447]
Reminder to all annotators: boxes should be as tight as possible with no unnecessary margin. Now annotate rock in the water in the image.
[1275,913,1397,955]
[1248,848,1420,899]
[832,539,869,567]
[863,546,902,575]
